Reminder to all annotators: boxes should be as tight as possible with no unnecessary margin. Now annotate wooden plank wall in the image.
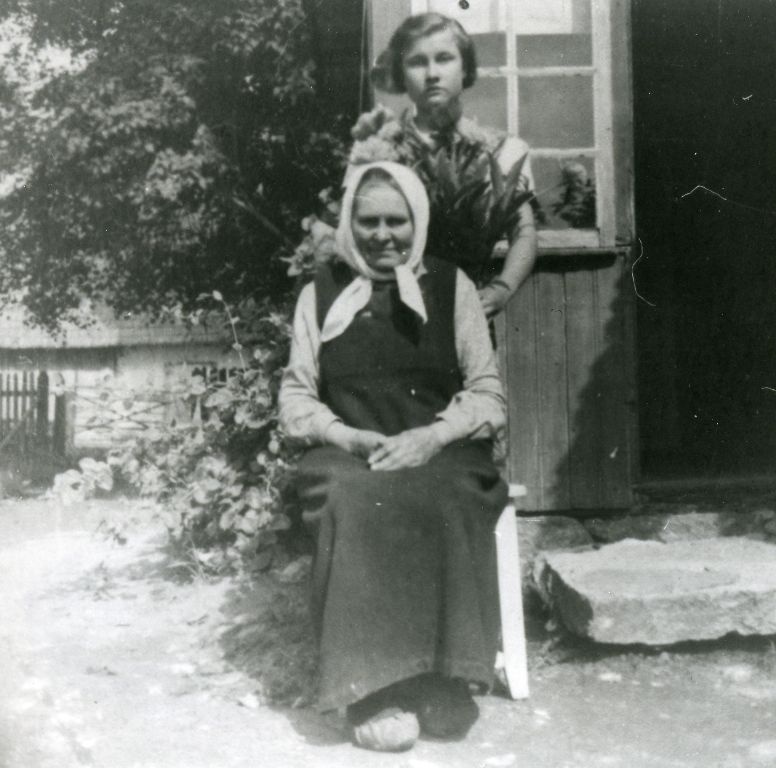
[502,252,636,511]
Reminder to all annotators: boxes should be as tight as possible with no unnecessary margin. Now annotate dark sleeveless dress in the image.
[295,257,508,712]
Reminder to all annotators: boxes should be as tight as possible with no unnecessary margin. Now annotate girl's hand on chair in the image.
[478,280,512,319]
[368,427,444,471]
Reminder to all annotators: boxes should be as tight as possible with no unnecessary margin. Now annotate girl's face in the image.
[401,28,465,112]
[351,181,415,275]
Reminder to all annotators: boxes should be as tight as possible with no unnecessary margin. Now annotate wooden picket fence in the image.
[0,371,69,459]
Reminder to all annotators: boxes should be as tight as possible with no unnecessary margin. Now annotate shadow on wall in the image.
[551,254,636,511]
[505,252,636,512]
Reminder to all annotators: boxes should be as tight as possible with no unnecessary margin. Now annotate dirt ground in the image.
[2,497,776,768]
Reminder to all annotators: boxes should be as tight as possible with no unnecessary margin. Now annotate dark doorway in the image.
[632,0,776,479]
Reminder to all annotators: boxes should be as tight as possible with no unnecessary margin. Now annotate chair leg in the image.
[495,496,530,699]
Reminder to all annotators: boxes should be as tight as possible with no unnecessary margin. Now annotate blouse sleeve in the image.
[496,136,534,191]
[278,282,343,446]
[433,270,507,441]
[494,136,536,250]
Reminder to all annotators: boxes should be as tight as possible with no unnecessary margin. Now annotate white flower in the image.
[350,105,397,141]
[349,135,401,165]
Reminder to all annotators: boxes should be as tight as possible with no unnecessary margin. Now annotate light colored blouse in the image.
[279,266,506,447]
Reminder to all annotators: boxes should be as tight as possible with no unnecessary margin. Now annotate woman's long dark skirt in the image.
[295,440,507,712]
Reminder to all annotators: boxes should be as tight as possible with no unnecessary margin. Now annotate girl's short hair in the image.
[382,12,478,93]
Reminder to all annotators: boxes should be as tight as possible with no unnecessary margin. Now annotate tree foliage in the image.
[0,0,349,327]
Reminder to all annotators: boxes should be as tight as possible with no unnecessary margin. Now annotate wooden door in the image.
[498,252,637,511]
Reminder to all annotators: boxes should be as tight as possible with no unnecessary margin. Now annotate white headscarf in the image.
[321,162,430,342]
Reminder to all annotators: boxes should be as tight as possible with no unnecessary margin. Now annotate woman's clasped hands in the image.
[325,422,446,470]
[368,426,447,471]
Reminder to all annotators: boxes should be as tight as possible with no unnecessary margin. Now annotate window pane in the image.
[464,76,508,132]
[418,0,505,34]
[473,32,506,67]
[517,34,592,67]
[518,74,594,148]
[514,0,591,34]
[533,155,596,230]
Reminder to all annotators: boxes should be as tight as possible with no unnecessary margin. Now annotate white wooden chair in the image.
[495,483,530,699]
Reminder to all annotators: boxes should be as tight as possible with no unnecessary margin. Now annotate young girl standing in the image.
[353,12,538,318]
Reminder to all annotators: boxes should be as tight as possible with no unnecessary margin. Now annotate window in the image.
[373,0,623,251]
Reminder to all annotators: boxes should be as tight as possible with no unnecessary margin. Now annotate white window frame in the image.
[407,0,617,251]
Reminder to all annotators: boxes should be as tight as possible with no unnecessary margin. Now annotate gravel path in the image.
[1,497,775,768]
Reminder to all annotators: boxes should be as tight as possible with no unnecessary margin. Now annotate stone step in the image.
[582,508,776,545]
[534,537,776,645]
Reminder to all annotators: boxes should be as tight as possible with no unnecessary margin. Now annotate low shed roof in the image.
[0,304,229,350]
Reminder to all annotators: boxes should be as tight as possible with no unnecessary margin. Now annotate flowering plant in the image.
[348,104,505,165]
[415,134,533,284]
[282,187,341,279]
[350,106,534,285]
[553,161,596,229]
[348,105,418,164]
[285,104,536,285]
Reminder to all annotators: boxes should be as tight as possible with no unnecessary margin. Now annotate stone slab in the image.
[517,516,593,587]
[583,509,776,545]
[535,537,776,645]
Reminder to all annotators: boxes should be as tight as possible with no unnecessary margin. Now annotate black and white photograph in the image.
[1,0,776,765]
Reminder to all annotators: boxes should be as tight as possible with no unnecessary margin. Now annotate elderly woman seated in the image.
[279,161,507,752]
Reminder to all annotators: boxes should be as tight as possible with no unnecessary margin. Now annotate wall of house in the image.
[0,343,240,451]
[632,0,776,477]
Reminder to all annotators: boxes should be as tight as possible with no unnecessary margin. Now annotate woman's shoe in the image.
[351,707,420,752]
[412,676,479,740]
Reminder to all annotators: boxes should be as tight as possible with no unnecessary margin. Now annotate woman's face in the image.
[402,28,465,112]
[351,181,415,275]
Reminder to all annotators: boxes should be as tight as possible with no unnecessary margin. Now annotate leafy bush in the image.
[110,296,303,572]
[49,457,114,506]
